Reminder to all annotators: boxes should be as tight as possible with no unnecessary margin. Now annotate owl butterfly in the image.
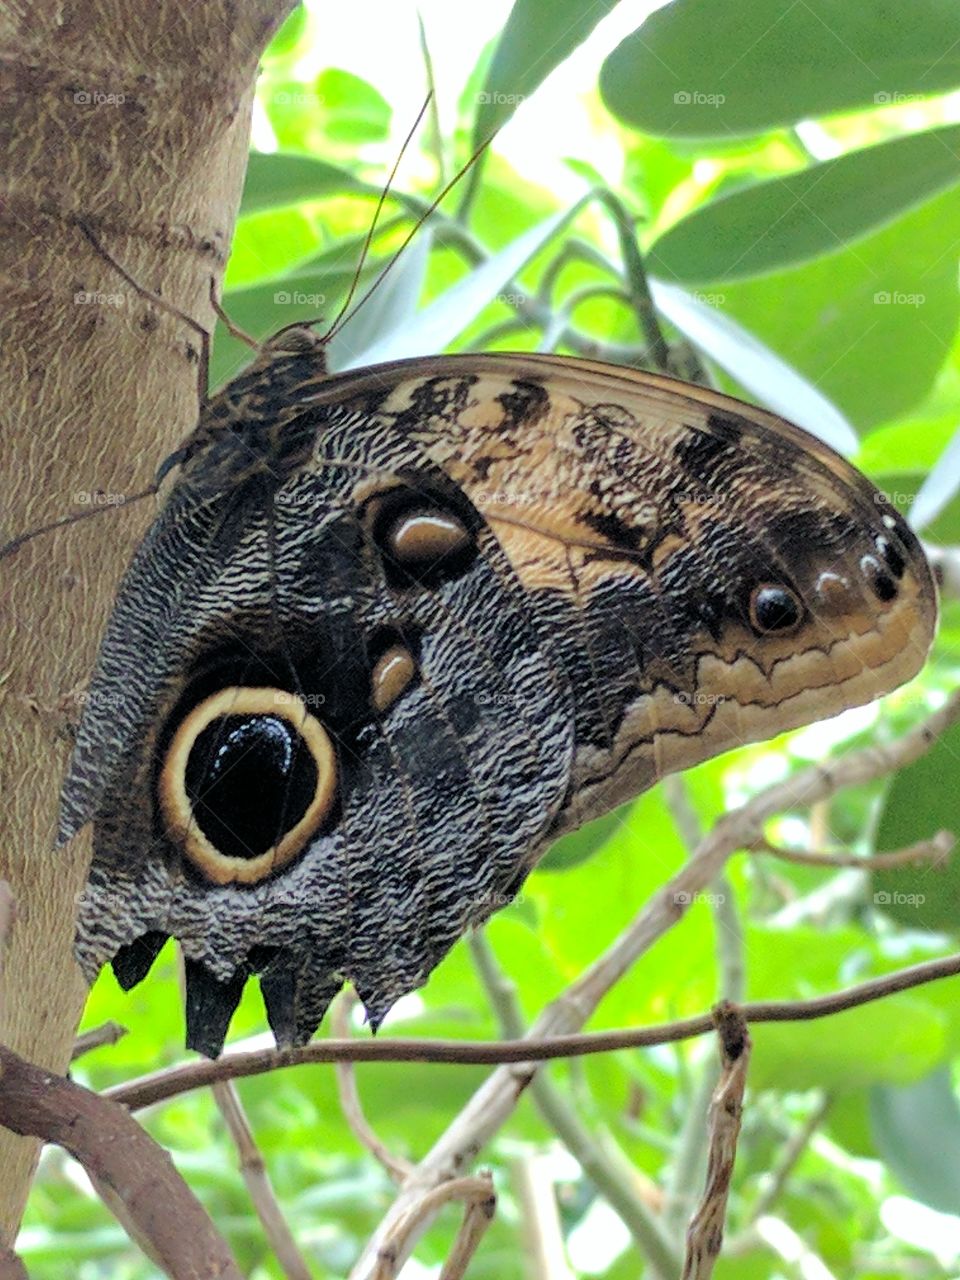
[50,223,937,1055]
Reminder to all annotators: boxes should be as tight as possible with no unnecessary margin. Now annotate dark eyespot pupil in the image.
[184,715,318,860]
[875,535,905,579]
[861,553,898,602]
[373,494,476,586]
[751,585,801,633]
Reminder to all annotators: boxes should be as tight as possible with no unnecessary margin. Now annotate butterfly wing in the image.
[62,351,937,1054]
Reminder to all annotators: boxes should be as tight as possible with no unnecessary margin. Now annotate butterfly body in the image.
[61,342,937,1055]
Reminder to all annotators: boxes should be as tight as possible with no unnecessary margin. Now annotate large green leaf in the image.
[648,125,960,283]
[871,1069,960,1213]
[745,926,948,1090]
[240,151,378,214]
[471,0,623,147]
[601,0,960,138]
[712,185,960,428]
[314,68,392,144]
[872,720,960,935]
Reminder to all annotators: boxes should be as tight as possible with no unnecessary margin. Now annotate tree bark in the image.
[0,0,294,1242]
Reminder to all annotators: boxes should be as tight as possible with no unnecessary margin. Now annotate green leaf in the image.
[745,926,947,1090]
[471,0,623,147]
[648,125,960,283]
[540,807,628,871]
[240,152,377,215]
[264,5,308,60]
[601,0,960,138]
[752,995,945,1092]
[315,68,391,144]
[327,229,431,370]
[344,204,581,366]
[710,185,960,429]
[872,720,960,935]
[650,279,858,452]
[870,1069,960,1213]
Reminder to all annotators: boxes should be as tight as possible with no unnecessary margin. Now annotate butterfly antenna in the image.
[75,219,214,406]
[0,483,160,559]
[320,92,435,344]
[324,128,496,345]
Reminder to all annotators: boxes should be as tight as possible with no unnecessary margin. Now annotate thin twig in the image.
[0,1044,241,1278]
[751,830,954,869]
[0,881,13,951]
[747,1093,832,1228]
[71,1021,127,1061]
[681,1006,751,1280]
[514,1156,575,1280]
[104,955,960,1111]
[212,1079,313,1280]
[331,991,412,1182]
[662,776,745,1239]
[371,1174,496,1280]
[439,1179,498,1280]
[470,933,680,1279]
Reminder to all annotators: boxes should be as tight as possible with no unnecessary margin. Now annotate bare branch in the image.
[71,1022,127,1062]
[682,1006,750,1280]
[470,933,680,1278]
[212,1080,313,1280]
[331,992,412,1183]
[370,1174,496,1280]
[0,1043,241,1278]
[751,829,954,869]
[514,1156,575,1280]
[103,952,960,1108]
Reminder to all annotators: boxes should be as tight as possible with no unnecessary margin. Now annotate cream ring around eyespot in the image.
[158,686,337,886]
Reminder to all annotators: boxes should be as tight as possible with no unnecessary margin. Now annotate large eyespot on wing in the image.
[72,420,574,1056]
[158,687,337,885]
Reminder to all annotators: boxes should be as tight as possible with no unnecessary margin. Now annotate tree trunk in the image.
[0,0,294,1241]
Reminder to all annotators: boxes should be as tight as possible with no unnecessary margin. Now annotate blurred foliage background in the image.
[23,1,960,1276]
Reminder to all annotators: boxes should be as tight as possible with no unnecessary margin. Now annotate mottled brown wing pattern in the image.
[60,335,937,1055]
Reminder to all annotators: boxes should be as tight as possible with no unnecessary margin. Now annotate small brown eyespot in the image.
[749,584,803,634]
[385,509,473,568]
[158,687,336,886]
[370,645,417,713]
